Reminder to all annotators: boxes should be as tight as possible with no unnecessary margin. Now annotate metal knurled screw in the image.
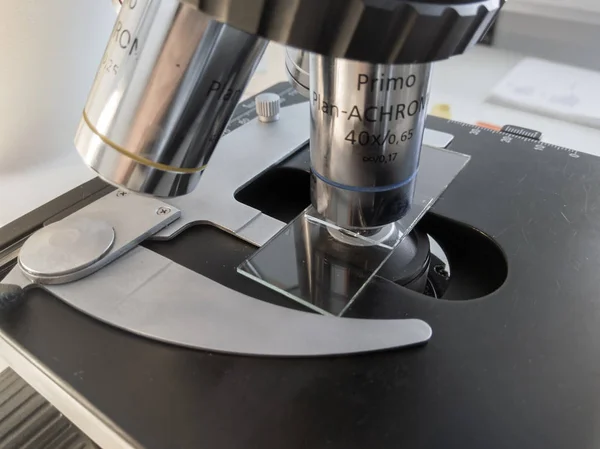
[116,191,128,197]
[156,207,171,215]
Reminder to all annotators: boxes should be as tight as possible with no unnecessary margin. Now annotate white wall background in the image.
[505,0,600,23]
[515,0,598,10]
[495,0,600,70]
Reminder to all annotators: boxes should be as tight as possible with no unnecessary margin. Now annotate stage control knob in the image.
[255,93,281,123]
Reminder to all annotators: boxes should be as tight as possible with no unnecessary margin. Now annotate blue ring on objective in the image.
[311,168,418,193]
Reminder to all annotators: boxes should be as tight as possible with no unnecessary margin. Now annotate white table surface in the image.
[2,44,600,228]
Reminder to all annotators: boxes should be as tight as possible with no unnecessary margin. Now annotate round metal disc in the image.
[19,216,115,278]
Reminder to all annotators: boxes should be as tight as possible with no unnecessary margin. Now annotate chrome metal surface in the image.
[285,48,309,98]
[191,0,503,64]
[3,249,432,356]
[19,217,115,277]
[310,55,433,228]
[75,0,267,197]
[255,93,281,123]
[153,102,310,245]
[328,224,396,247]
[153,101,454,245]
[18,192,180,285]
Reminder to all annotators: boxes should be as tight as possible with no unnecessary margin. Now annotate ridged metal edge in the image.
[189,0,503,63]
[255,94,281,119]
[0,368,98,449]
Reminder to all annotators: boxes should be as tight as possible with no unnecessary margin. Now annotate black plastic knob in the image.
[0,284,24,311]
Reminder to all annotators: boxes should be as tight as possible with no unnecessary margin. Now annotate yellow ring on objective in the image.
[82,110,207,174]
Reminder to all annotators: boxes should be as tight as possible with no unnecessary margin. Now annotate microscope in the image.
[3,1,600,448]
[4,0,505,352]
